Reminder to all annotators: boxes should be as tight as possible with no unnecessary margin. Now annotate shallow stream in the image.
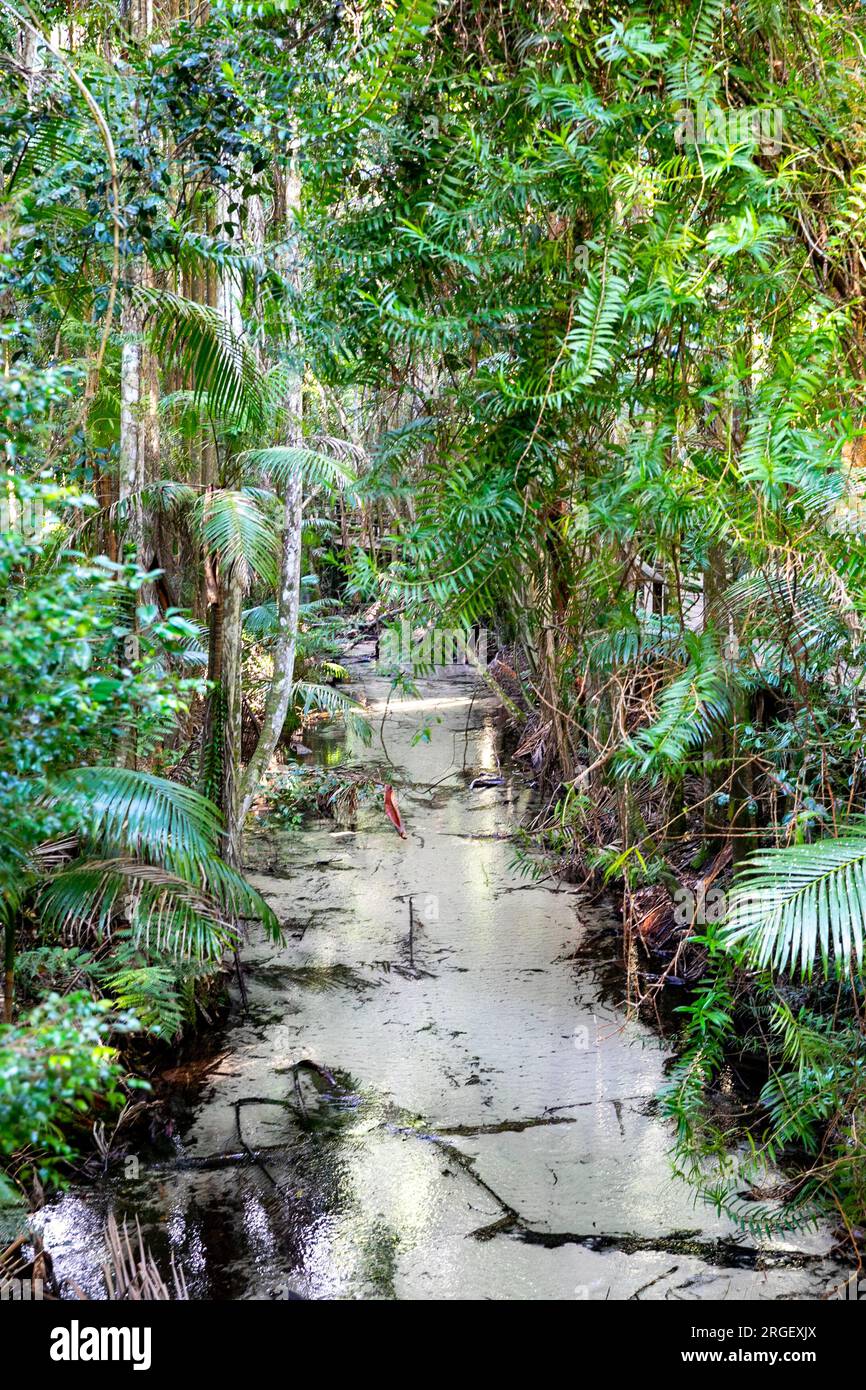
[40,649,847,1299]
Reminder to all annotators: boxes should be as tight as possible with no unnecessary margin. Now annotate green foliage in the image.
[664,934,866,1239]
[135,286,266,431]
[0,993,142,1188]
[615,632,732,782]
[192,487,280,587]
[0,496,279,954]
[292,681,372,743]
[280,0,866,1246]
[723,823,866,977]
[262,766,378,828]
[108,964,187,1041]
[238,445,357,495]
[8,0,866,1252]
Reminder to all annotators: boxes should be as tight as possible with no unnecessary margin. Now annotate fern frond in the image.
[616,632,731,780]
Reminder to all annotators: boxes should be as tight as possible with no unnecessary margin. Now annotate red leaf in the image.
[383,784,407,839]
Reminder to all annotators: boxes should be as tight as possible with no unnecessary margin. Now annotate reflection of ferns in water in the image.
[260,963,373,994]
[101,1213,189,1300]
[264,768,379,827]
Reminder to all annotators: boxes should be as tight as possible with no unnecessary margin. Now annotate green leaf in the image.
[723,822,866,977]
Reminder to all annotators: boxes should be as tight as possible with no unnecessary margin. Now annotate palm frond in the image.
[723,822,866,977]
[35,858,235,959]
[191,489,280,586]
[45,768,223,871]
[238,445,357,496]
[133,285,265,430]
[242,600,280,636]
[293,682,371,741]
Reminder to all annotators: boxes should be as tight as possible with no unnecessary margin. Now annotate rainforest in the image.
[2,0,866,1325]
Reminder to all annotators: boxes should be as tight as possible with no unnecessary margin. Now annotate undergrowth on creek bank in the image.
[510,782,866,1254]
[513,789,866,1255]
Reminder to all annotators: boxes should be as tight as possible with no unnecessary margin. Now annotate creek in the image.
[39,647,846,1300]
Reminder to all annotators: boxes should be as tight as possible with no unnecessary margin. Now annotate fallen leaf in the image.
[383,784,407,839]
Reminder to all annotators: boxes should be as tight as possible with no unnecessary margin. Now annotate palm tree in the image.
[1,764,280,1025]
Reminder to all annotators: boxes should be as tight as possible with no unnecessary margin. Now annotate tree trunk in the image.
[118,0,157,571]
[3,919,14,1024]
[117,0,159,746]
[119,268,146,567]
[232,468,304,850]
[199,548,222,802]
[220,564,245,863]
[202,185,248,856]
[228,164,305,856]
[702,543,728,849]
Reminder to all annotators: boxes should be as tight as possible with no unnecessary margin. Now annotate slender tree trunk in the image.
[199,546,223,802]
[701,542,728,856]
[228,165,305,857]
[3,919,14,1024]
[116,0,158,769]
[118,0,157,573]
[541,618,573,780]
[232,469,303,852]
[202,186,247,856]
[116,268,147,770]
[220,564,245,862]
[119,267,146,567]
